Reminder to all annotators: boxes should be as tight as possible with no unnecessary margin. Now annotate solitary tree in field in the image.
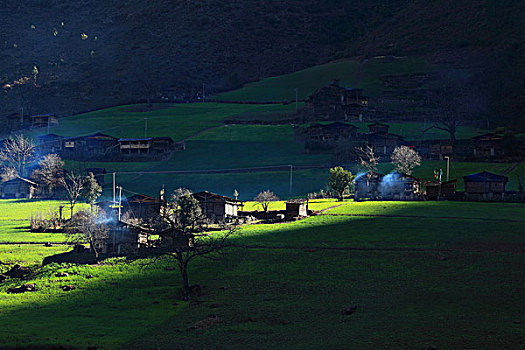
[150,188,239,299]
[83,172,102,212]
[254,190,279,213]
[0,134,36,177]
[65,210,109,261]
[390,146,422,175]
[328,166,355,201]
[31,154,65,197]
[60,172,85,216]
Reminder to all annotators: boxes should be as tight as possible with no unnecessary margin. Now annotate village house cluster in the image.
[38,132,185,161]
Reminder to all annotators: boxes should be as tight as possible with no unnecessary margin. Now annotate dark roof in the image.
[354,171,385,182]
[4,176,38,186]
[126,193,160,203]
[193,191,240,203]
[84,132,117,140]
[31,114,56,118]
[118,137,153,142]
[38,133,63,139]
[463,171,508,183]
[472,133,503,141]
[368,132,404,140]
[286,198,307,204]
[424,179,458,186]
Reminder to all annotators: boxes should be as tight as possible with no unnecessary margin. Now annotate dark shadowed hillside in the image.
[0,0,408,116]
[0,0,523,129]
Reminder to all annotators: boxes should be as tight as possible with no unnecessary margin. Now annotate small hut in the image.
[285,199,308,220]
[193,191,241,222]
[425,179,457,200]
[354,172,385,200]
[379,172,422,201]
[0,177,37,199]
[463,171,508,201]
[123,194,162,221]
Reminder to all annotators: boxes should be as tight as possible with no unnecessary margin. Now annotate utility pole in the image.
[202,83,205,102]
[112,173,116,203]
[144,118,148,138]
[294,88,298,113]
[117,186,122,221]
[289,164,293,196]
[444,156,450,181]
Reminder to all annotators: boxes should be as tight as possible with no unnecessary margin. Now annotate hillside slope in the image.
[0,0,408,117]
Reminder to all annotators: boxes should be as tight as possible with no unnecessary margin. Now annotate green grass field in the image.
[213,56,435,101]
[0,200,523,349]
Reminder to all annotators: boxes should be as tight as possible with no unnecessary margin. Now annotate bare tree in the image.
[427,72,487,142]
[356,145,380,173]
[0,134,36,177]
[60,172,85,216]
[391,146,422,175]
[31,154,65,197]
[254,190,279,213]
[65,210,109,261]
[149,188,239,300]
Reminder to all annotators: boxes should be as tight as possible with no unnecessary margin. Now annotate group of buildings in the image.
[38,132,184,161]
[301,121,523,162]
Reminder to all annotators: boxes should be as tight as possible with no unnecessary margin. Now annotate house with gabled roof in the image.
[464,171,508,201]
[193,191,242,222]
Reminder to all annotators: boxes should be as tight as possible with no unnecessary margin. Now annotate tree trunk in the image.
[179,258,191,300]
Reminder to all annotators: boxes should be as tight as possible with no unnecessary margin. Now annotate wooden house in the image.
[354,172,385,201]
[367,132,404,156]
[123,194,162,221]
[101,221,148,255]
[0,177,37,199]
[472,133,504,160]
[428,141,454,160]
[118,137,175,156]
[193,191,241,222]
[368,122,390,134]
[424,179,457,200]
[38,133,64,154]
[379,172,422,200]
[31,114,58,129]
[62,133,118,159]
[285,199,308,220]
[463,171,508,201]
[305,122,359,142]
[304,80,368,121]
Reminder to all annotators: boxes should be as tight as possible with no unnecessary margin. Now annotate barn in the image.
[193,191,241,222]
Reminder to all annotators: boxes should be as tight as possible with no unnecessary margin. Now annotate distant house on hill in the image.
[472,133,504,160]
[193,191,241,222]
[366,131,404,156]
[0,176,37,199]
[38,133,64,154]
[367,122,389,134]
[463,171,508,201]
[305,122,359,142]
[118,137,180,157]
[62,133,118,159]
[31,114,58,129]
[304,80,368,121]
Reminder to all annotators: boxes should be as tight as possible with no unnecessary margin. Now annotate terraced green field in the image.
[0,199,523,349]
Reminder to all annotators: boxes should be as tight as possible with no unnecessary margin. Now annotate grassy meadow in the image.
[0,199,523,349]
